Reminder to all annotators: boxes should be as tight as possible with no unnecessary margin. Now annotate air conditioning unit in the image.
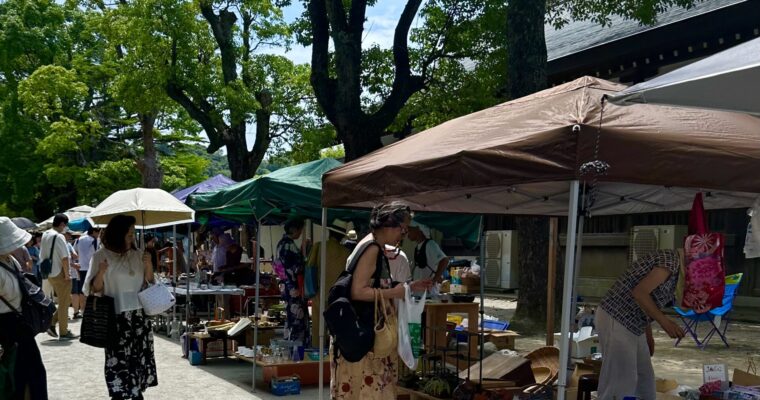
[483,230,519,289]
[629,225,687,263]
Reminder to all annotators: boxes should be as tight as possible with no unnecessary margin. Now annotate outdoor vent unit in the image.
[483,230,519,289]
[629,225,687,263]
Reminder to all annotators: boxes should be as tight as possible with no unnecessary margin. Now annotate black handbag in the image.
[80,295,117,348]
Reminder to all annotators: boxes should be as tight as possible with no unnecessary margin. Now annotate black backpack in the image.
[0,259,57,337]
[323,241,386,362]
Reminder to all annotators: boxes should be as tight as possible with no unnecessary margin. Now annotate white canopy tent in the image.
[608,35,760,116]
[37,205,95,230]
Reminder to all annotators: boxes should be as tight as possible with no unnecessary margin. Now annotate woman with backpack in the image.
[0,217,48,400]
[83,215,157,400]
[330,202,431,400]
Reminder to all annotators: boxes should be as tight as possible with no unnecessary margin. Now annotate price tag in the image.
[703,363,728,384]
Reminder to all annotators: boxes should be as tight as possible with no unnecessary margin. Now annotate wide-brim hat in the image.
[0,216,32,255]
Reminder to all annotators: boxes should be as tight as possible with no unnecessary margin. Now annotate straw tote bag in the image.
[138,282,176,316]
[372,289,398,358]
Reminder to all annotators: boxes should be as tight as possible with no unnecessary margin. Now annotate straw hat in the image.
[0,216,32,255]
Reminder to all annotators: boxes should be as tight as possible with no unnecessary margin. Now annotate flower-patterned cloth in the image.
[104,310,157,399]
[683,232,725,309]
[600,250,680,336]
[330,349,397,400]
[276,234,311,347]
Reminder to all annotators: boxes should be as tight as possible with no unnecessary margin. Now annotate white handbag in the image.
[138,282,176,315]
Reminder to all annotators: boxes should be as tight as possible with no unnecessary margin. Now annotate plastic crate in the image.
[455,319,510,342]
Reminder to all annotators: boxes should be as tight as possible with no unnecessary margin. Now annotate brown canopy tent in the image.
[319,76,760,399]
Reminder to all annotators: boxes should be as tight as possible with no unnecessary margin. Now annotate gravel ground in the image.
[37,298,759,398]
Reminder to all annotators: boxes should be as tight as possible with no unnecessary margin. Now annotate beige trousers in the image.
[48,270,72,335]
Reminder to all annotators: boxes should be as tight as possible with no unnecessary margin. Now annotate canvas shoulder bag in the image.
[39,235,57,279]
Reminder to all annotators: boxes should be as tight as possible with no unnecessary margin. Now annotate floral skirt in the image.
[330,346,397,400]
[104,310,157,399]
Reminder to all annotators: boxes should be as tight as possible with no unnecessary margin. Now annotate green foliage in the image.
[546,0,699,28]
[160,152,211,192]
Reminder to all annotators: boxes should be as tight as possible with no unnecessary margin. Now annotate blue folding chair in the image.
[674,273,743,349]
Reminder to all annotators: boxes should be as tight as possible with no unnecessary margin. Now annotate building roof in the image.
[546,0,747,61]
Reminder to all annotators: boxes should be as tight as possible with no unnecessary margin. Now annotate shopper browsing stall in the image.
[330,202,431,400]
[276,218,311,347]
[84,215,157,400]
[597,249,689,399]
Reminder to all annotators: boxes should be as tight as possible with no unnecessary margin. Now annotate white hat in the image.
[409,221,431,238]
[0,216,32,255]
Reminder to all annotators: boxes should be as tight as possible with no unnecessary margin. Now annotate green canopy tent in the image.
[188,158,482,247]
[188,158,482,392]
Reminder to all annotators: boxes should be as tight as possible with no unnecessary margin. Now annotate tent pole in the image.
[479,230,486,385]
[186,223,192,346]
[252,222,261,392]
[557,180,580,400]
[172,224,178,340]
[546,217,558,346]
[318,208,328,400]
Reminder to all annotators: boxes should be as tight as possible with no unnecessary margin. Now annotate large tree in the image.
[306,0,481,161]
[508,0,699,330]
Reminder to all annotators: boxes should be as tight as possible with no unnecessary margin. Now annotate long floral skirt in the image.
[330,346,397,400]
[104,310,157,399]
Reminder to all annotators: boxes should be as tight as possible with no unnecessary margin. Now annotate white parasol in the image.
[88,188,195,229]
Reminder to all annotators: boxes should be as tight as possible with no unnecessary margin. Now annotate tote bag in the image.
[80,295,117,348]
[138,283,176,316]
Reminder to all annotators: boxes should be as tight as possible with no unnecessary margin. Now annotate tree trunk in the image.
[506,0,547,99]
[505,0,553,331]
[136,113,163,188]
[340,123,383,162]
[225,125,251,182]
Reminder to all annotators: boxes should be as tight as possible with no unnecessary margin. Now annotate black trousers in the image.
[0,313,48,400]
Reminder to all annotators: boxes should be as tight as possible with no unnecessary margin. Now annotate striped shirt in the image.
[600,250,680,336]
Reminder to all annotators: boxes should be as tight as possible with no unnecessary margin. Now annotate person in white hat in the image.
[0,216,49,399]
[407,221,448,283]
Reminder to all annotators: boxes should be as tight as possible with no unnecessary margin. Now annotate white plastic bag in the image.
[396,284,427,369]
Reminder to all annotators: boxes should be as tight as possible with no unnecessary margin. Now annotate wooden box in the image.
[485,330,519,350]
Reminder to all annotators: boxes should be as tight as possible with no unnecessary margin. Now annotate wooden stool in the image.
[577,374,599,400]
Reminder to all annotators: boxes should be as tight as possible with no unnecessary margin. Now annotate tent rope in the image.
[579,97,610,215]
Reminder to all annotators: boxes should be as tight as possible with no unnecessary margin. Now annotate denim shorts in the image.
[71,276,84,294]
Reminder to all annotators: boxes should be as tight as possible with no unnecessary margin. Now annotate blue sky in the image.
[269,1,407,65]
[242,1,409,150]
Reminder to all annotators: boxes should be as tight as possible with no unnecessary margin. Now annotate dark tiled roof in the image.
[546,0,747,61]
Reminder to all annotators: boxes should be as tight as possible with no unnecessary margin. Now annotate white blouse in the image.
[84,248,146,314]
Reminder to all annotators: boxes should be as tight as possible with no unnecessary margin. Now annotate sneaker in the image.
[46,326,58,338]
[59,331,78,340]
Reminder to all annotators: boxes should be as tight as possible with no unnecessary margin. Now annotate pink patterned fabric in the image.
[682,232,725,310]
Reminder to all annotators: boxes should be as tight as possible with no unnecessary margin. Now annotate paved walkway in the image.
[37,310,320,400]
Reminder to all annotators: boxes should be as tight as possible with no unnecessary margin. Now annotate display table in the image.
[188,332,237,364]
[424,302,479,358]
[173,286,245,319]
[235,354,330,388]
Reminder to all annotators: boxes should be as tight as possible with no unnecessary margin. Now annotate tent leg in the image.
[172,225,178,340]
[252,224,261,392]
[318,208,328,400]
[557,180,581,400]
[186,223,192,346]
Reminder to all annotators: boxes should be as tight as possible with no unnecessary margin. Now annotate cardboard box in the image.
[554,327,599,359]
[450,284,479,294]
[204,339,237,358]
[733,368,760,386]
